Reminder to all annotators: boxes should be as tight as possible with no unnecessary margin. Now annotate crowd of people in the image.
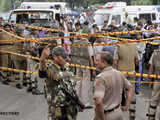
[0,12,160,120]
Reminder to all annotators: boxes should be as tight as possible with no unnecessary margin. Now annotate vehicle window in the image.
[9,13,17,23]
[139,14,151,21]
[28,12,53,20]
[94,14,110,26]
[112,15,121,25]
[152,13,156,21]
[10,11,54,25]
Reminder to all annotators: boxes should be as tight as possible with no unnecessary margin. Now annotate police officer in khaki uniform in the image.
[147,47,160,120]
[114,43,139,120]
[0,24,14,85]
[25,27,42,94]
[11,27,25,89]
[94,51,134,120]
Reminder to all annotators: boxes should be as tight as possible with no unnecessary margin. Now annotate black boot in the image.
[130,116,135,120]
[16,84,23,89]
[27,86,33,92]
[23,82,28,87]
[2,79,11,85]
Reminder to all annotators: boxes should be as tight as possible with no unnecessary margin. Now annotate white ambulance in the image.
[8,2,72,26]
[94,2,159,27]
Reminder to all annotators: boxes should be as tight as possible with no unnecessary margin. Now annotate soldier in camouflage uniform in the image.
[39,46,78,120]
[147,46,160,120]
[25,28,42,94]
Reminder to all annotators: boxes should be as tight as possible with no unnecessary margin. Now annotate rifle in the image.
[61,88,85,110]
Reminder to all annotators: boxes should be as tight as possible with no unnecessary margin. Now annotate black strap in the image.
[131,101,136,104]
[146,113,155,118]
[129,109,135,112]
[104,104,120,113]
[150,105,157,109]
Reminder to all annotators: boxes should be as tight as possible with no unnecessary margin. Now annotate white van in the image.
[94,2,159,27]
[8,2,72,26]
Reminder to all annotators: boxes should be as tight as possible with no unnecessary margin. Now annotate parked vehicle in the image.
[94,2,159,27]
[8,2,72,27]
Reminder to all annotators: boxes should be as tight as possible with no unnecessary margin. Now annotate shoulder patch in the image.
[96,73,102,78]
[96,73,104,79]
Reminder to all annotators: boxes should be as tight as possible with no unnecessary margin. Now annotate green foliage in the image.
[0,0,12,12]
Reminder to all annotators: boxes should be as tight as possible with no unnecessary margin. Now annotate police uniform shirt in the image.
[113,43,139,71]
[149,48,160,68]
[93,66,132,110]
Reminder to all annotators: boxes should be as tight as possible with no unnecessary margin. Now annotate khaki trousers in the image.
[147,79,160,120]
[94,108,124,120]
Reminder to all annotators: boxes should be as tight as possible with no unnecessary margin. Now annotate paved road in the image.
[0,82,159,120]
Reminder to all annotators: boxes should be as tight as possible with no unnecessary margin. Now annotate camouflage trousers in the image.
[26,59,39,89]
[147,79,160,120]
[123,71,136,120]
[48,105,77,120]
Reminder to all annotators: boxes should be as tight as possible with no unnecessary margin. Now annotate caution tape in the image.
[0,50,160,79]
[121,72,160,79]
[1,66,160,85]
[130,80,160,84]
[0,29,25,40]
[28,36,160,47]
[0,67,37,74]
[1,34,160,47]
[0,50,39,61]
[0,50,95,70]
[1,28,160,47]
[7,22,60,32]
[6,21,71,33]
[146,41,160,45]
[5,21,160,37]
[0,27,159,46]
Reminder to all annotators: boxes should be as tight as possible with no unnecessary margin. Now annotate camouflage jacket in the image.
[39,61,77,107]
[152,48,160,75]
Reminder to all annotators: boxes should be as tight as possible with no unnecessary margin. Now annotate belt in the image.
[0,43,14,45]
[104,104,120,113]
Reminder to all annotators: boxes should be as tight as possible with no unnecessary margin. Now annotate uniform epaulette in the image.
[96,72,103,78]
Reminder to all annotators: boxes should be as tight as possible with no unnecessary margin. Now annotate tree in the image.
[153,0,158,5]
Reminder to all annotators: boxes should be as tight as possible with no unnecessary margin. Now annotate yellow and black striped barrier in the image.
[0,50,160,79]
